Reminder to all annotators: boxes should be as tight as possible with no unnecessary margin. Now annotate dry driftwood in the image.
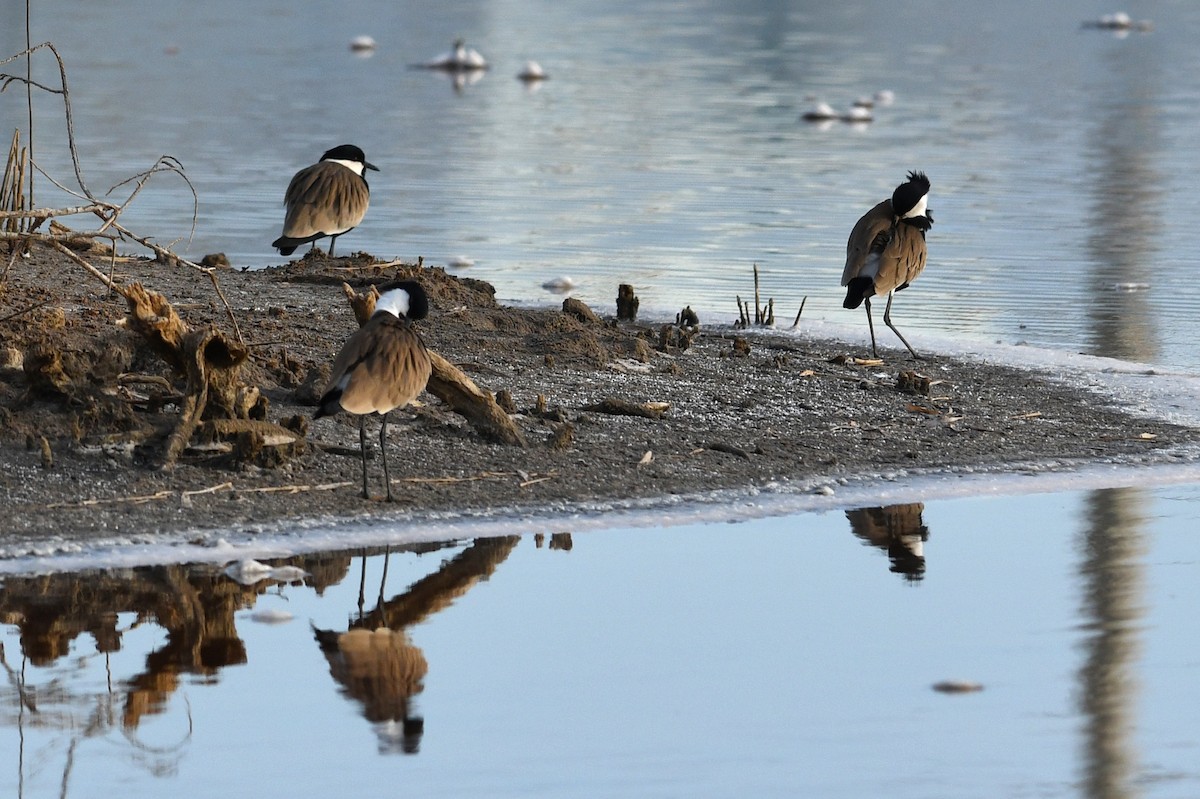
[582,398,670,419]
[427,352,528,447]
[122,283,251,468]
[340,282,527,447]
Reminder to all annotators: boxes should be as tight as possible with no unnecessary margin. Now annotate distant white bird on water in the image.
[841,105,873,123]
[802,101,838,122]
[425,38,488,71]
[518,60,547,81]
[542,276,576,293]
[350,35,377,55]
[1082,12,1153,32]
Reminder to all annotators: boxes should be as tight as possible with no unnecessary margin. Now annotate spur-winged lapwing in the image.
[272,144,378,258]
[314,280,433,501]
[841,171,933,359]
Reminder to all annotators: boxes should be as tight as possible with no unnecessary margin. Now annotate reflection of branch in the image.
[122,694,194,755]
[0,642,38,715]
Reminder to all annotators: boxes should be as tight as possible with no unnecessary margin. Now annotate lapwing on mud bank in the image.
[314,281,433,501]
[841,171,933,359]
[272,144,378,258]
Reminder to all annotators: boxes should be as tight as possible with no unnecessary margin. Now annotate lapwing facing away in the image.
[272,144,378,258]
[314,281,433,501]
[841,171,933,359]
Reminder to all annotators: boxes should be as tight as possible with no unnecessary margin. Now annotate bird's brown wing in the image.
[325,315,432,416]
[876,223,928,295]
[281,162,371,238]
[841,200,894,287]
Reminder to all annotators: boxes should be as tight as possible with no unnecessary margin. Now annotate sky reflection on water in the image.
[3,486,1200,797]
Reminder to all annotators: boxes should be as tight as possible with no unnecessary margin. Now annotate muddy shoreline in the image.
[2,245,1198,546]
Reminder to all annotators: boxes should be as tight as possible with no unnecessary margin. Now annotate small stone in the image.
[562,297,599,323]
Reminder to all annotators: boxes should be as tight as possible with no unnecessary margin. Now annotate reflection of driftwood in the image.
[340,283,527,447]
[312,537,519,753]
[369,536,520,629]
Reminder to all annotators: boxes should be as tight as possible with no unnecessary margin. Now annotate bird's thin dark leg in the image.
[379,411,393,502]
[328,234,339,258]
[864,297,879,358]
[358,416,370,499]
[883,292,922,360]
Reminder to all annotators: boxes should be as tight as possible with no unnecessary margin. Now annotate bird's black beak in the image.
[365,161,380,171]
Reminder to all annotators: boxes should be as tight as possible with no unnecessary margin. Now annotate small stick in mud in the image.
[581,398,670,419]
[735,264,777,328]
[791,297,807,329]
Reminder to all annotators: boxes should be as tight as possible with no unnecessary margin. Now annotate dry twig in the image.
[1,42,244,342]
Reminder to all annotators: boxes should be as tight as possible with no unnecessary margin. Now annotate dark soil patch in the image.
[1,245,1197,542]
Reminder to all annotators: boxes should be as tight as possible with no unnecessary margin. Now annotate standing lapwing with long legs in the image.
[314,280,433,501]
[273,144,378,258]
[841,171,933,359]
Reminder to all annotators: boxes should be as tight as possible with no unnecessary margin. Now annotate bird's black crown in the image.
[891,171,931,218]
[321,144,370,165]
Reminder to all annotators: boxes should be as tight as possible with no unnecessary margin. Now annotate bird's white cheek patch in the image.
[905,194,928,219]
[326,158,365,177]
[374,289,411,319]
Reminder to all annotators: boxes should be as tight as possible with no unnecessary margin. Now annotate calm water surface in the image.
[3,487,1200,797]
[8,1,1200,367]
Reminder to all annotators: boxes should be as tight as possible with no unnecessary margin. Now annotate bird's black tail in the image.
[843,277,874,309]
[313,387,343,419]
[272,236,300,256]
[273,234,318,256]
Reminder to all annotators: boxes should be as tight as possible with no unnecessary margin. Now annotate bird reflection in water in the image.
[845,503,930,582]
[312,536,519,754]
